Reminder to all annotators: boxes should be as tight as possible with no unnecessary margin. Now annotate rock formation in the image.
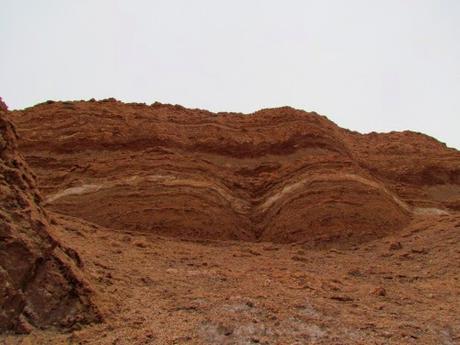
[1,98,459,344]
[0,97,7,112]
[0,105,100,333]
[10,99,460,246]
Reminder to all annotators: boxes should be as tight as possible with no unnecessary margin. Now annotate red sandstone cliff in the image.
[9,99,460,246]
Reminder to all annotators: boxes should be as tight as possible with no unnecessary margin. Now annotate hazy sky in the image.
[1,0,459,148]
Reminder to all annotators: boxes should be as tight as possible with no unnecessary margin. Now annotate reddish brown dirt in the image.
[2,211,459,344]
[1,99,459,344]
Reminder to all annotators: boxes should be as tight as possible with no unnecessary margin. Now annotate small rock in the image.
[262,245,280,251]
[291,255,308,263]
[141,277,154,285]
[16,315,34,334]
[216,323,233,336]
[381,331,392,338]
[0,136,6,151]
[329,248,341,254]
[247,249,261,256]
[347,269,362,277]
[372,287,387,297]
[134,240,148,248]
[411,248,428,254]
[389,242,403,250]
[330,295,354,302]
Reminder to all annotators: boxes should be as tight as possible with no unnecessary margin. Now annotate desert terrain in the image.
[1,99,459,344]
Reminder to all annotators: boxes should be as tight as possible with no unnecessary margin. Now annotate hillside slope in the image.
[1,99,459,344]
[10,99,460,246]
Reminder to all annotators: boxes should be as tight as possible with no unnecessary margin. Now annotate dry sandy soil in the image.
[2,211,459,345]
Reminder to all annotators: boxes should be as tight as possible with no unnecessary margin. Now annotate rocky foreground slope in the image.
[9,99,460,246]
[1,99,459,344]
[0,107,100,333]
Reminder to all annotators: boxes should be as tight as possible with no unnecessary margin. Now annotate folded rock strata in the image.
[10,99,460,245]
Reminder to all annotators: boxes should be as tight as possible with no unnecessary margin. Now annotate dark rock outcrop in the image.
[0,107,100,333]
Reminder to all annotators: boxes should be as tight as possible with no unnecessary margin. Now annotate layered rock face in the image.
[0,108,100,332]
[10,100,460,245]
[346,131,460,211]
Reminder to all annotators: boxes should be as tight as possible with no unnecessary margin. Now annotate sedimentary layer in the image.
[10,99,460,245]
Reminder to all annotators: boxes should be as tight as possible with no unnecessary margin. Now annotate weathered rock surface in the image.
[0,97,7,112]
[10,99,460,246]
[0,108,100,333]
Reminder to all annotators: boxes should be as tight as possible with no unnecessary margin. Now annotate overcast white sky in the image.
[1,0,459,148]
